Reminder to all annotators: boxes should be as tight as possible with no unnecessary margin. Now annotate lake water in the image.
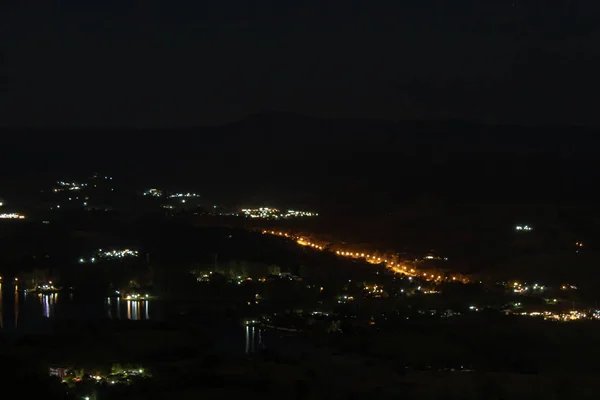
[0,283,313,357]
[0,283,158,333]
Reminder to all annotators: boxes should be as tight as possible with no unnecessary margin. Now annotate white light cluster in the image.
[99,249,138,259]
[142,188,163,197]
[518,310,588,322]
[0,213,25,219]
[168,192,200,198]
[242,207,317,219]
[37,283,57,291]
[124,293,149,300]
[515,225,533,231]
[79,248,139,263]
[55,181,87,192]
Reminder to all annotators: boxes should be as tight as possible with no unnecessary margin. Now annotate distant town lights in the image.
[142,188,163,197]
[0,213,25,219]
[241,207,317,219]
[168,192,200,199]
[515,225,533,231]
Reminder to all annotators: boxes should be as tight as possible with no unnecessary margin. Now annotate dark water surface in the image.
[0,283,314,357]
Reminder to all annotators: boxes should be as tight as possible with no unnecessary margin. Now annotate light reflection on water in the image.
[245,325,264,355]
[0,285,158,331]
[125,300,150,320]
[40,293,58,318]
[0,285,306,357]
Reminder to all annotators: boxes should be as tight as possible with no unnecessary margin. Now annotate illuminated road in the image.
[262,230,468,283]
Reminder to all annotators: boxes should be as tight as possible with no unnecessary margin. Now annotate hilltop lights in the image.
[142,188,163,197]
[56,181,87,191]
[242,207,317,219]
[0,213,25,219]
[79,248,139,263]
[515,225,533,231]
[168,192,200,198]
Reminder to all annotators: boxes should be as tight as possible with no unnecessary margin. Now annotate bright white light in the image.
[143,188,163,197]
[168,192,200,198]
[516,225,533,231]
[0,213,25,219]
[241,207,317,219]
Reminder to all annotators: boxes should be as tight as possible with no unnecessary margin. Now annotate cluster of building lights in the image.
[363,285,385,297]
[98,249,138,259]
[124,293,149,300]
[515,310,589,322]
[509,281,545,294]
[79,248,139,263]
[67,366,146,388]
[0,213,25,219]
[168,192,200,198]
[142,189,163,197]
[243,208,317,219]
[54,181,87,192]
[515,225,533,231]
[37,282,58,292]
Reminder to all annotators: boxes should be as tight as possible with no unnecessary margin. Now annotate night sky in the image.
[2,1,600,127]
